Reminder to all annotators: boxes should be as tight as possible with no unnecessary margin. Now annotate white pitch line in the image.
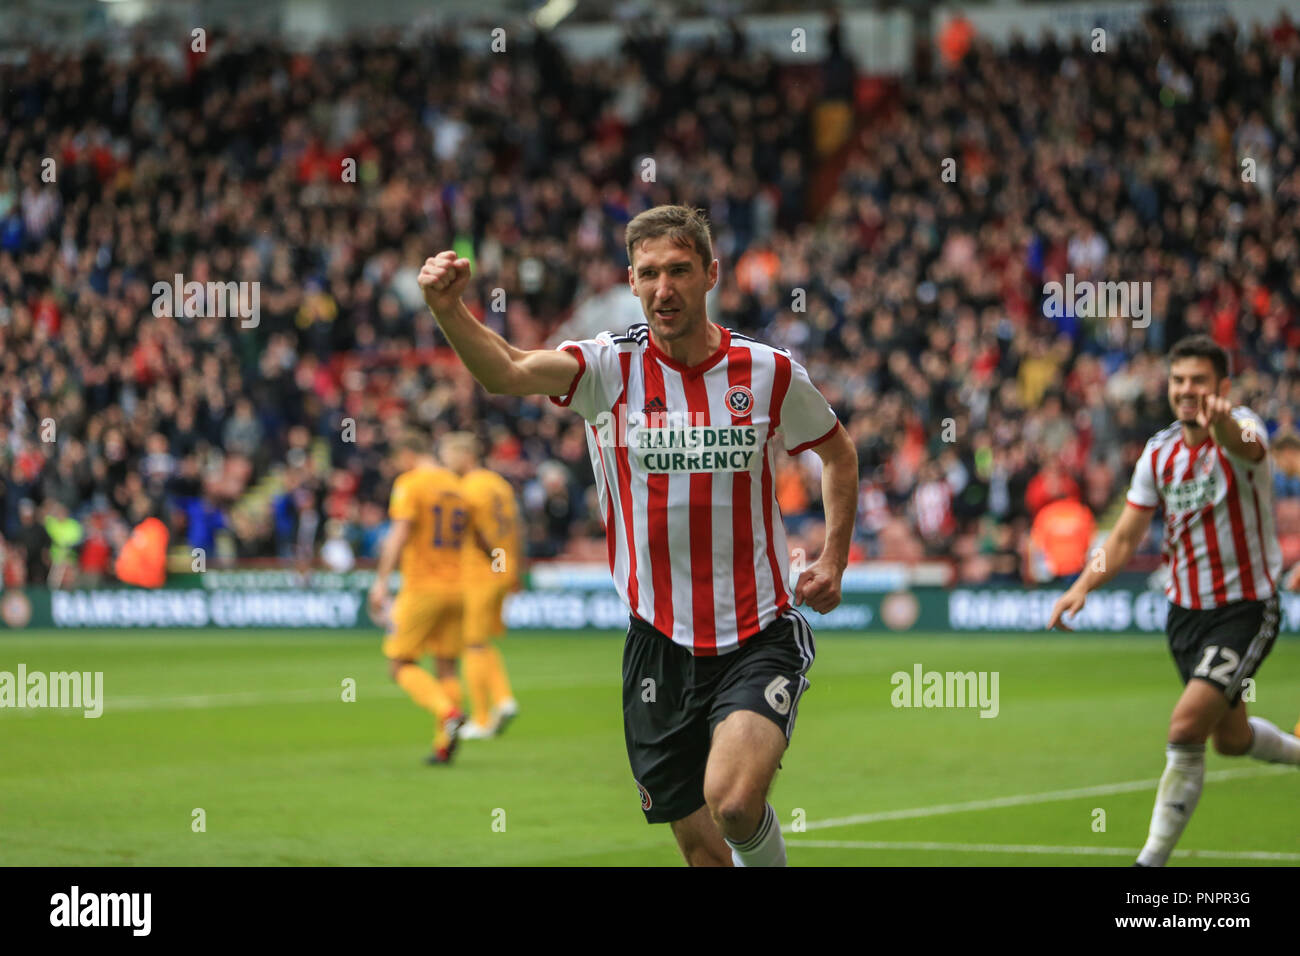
[790,765,1292,832]
[109,687,371,710]
[785,840,1300,862]
[0,672,595,716]
[0,686,405,716]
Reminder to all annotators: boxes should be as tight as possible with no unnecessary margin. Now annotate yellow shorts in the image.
[382,588,464,661]
[462,576,512,645]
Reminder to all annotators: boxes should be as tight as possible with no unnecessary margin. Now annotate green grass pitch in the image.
[2,628,1297,866]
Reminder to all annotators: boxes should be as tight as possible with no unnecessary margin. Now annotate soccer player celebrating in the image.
[419,205,858,866]
[370,431,474,764]
[1048,336,1300,867]
[439,431,522,738]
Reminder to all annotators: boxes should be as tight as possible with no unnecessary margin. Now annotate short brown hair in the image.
[1169,334,1230,380]
[625,205,713,270]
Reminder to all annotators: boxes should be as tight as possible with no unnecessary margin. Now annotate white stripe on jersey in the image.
[1127,409,1282,609]
[551,324,839,655]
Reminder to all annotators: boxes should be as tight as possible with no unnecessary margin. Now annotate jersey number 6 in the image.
[764,676,793,716]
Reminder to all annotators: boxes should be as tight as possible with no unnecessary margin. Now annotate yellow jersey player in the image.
[369,431,476,765]
[439,432,522,738]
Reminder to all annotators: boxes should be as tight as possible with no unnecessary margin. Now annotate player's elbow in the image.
[480,357,531,396]
[823,426,859,473]
[473,368,514,395]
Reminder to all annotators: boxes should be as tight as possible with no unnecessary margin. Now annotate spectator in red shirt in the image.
[79,514,113,586]
[1024,460,1082,518]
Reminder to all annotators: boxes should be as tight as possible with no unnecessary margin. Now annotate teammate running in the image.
[419,205,859,866]
[1048,335,1300,866]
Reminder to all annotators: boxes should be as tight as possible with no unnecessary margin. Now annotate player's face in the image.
[1167,357,1226,424]
[628,237,718,344]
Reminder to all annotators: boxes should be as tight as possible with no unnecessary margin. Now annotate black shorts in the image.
[621,609,815,824]
[1166,595,1280,705]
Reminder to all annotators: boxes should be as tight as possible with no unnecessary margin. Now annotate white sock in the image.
[1136,742,1204,868]
[725,803,786,867]
[1247,716,1300,764]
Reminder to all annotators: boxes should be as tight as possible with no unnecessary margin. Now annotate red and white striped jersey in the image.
[1127,409,1281,609]
[549,323,839,655]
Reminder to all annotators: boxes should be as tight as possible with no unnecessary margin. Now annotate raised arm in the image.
[419,252,579,397]
[1046,502,1153,630]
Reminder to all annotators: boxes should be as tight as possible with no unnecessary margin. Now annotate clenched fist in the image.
[793,558,844,615]
[419,251,472,313]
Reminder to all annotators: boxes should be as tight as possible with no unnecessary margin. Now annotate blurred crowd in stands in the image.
[3,8,1300,589]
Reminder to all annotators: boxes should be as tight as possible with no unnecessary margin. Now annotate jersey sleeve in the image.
[547,331,625,423]
[1126,441,1161,510]
[777,358,839,454]
[388,474,418,522]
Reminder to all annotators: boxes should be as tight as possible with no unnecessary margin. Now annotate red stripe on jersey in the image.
[681,371,716,655]
[762,354,793,611]
[726,347,760,643]
[1176,444,1201,607]
[548,344,586,408]
[760,438,789,613]
[1200,503,1227,605]
[613,352,640,616]
[1215,446,1257,601]
[1248,471,1275,590]
[1164,441,1184,605]
[1176,523,1200,605]
[590,423,617,578]
[770,352,792,430]
[1162,440,1180,485]
[1191,437,1226,604]
[788,421,839,456]
[642,351,674,636]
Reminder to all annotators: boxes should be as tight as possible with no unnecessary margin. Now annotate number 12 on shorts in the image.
[1193,645,1240,687]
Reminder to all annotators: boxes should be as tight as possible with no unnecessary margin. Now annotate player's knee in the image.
[388,659,413,681]
[1168,714,1209,746]
[704,785,761,831]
